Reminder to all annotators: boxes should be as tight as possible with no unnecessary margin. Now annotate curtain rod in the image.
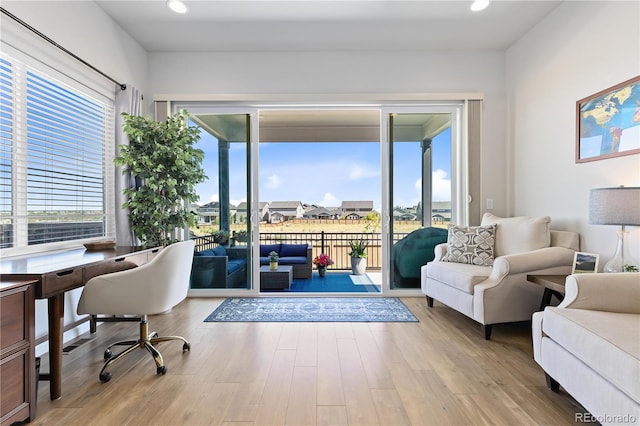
[0,7,126,91]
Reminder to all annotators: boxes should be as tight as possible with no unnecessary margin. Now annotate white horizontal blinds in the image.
[25,69,111,245]
[0,57,13,248]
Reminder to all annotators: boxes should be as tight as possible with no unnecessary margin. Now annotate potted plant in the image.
[212,230,230,245]
[116,111,207,247]
[313,253,334,277]
[348,239,369,275]
[269,251,279,270]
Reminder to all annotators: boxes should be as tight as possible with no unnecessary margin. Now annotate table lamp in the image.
[589,186,640,272]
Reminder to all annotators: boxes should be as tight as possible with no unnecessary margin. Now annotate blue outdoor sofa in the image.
[259,243,313,279]
[190,245,247,288]
[190,243,313,288]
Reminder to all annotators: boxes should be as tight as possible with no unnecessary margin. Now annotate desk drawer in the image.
[0,288,28,354]
[41,268,83,298]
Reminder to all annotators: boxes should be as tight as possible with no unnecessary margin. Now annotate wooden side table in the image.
[527,274,568,311]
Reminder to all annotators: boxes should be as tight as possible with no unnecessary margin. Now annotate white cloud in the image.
[432,169,451,201]
[265,174,282,189]
[348,164,379,180]
[321,192,339,206]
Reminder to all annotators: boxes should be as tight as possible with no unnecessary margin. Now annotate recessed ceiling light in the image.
[470,0,491,12]
[167,0,188,14]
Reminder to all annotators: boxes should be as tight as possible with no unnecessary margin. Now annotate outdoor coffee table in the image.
[260,265,293,290]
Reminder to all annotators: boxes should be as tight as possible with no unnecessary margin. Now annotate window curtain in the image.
[114,86,143,246]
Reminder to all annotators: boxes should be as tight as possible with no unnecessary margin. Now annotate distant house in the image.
[258,202,270,222]
[432,201,451,223]
[195,201,219,224]
[341,200,374,219]
[268,201,304,223]
[393,209,417,221]
[303,206,338,219]
[235,202,248,223]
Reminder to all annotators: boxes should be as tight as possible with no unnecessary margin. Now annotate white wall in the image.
[149,50,509,216]
[506,1,640,267]
[1,1,149,354]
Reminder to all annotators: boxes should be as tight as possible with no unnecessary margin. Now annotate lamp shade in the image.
[589,187,640,226]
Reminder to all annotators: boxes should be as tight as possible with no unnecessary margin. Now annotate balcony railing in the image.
[192,231,411,270]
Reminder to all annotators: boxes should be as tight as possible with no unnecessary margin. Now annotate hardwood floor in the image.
[33,297,584,425]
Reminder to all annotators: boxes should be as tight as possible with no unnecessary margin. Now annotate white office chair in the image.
[77,239,195,382]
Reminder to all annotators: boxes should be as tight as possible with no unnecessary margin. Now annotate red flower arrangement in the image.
[313,253,334,268]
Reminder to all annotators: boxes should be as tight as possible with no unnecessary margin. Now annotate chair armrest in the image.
[558,272,640,313]
[490,246,576,277]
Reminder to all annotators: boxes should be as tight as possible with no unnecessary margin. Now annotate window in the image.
[0,52,115,251]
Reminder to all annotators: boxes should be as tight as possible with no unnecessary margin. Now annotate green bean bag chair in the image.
[393,227,449,288]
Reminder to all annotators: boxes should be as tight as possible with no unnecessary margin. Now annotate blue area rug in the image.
[287,271,380,293]
[204,297,418,322]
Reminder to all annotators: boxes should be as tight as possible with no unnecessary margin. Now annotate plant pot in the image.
[351,257,367,275]
[318,266,326,277]
[270,261,278,270]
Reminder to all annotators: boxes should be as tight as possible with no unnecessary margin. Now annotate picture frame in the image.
[572,252,600,274]
[576,75,640,163]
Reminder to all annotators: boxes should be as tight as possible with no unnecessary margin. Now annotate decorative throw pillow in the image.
[444,224,496,266]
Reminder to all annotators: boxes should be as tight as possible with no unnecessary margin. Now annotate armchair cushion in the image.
[481,213,550,256]
[426,261,490,293]
[260,244,280,257]
[444,224,496,266]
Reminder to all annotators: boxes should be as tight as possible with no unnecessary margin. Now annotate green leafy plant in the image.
[624,264,639,272]
[348,239,369,258]
[269,251,279,263]
[212,230,230,244]
[115,111,207,247]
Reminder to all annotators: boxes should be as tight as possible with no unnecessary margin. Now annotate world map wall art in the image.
[576,75,640,163]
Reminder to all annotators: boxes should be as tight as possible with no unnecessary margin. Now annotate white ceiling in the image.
[95,0,561,52]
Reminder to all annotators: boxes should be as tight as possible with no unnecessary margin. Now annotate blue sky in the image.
[194,127,451,211]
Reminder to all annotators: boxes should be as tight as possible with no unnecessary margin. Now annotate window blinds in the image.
[0,52,115,249]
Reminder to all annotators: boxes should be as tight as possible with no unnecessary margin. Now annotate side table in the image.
[260,265,293,291]
[527,274,568,311]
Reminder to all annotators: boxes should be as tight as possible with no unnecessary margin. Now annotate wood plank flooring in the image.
[32,297,585,425]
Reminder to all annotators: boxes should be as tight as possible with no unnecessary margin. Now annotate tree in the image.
[116,111,207,247]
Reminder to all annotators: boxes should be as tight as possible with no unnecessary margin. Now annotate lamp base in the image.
[603,230,628,273]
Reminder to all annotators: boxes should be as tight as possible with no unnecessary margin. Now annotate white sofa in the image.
[422,213,580,339]
[532,273,640,425]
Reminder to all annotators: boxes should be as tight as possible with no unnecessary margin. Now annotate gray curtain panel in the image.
[114,86,143,246]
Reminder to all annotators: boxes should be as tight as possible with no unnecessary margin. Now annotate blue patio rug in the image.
[287,272,380,293]
[204,297,418,322]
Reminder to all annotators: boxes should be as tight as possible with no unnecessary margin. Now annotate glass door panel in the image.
[188,113,252,291]
[389,113,452,289]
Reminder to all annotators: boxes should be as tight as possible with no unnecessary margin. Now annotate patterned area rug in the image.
[204,297,418,322]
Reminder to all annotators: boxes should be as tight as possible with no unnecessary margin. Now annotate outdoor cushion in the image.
[213,245,226,256]
[279,256,307,264]
[227,259,246,274]
[425,261,491,294]
[260,244,280,257]
[198,249,216,256]
[279,243,308,257]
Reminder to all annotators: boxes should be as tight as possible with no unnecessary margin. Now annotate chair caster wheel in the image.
[104,349,112,360]
[99,372,112,383]
[157,365,167,375]
[183,342,191,351]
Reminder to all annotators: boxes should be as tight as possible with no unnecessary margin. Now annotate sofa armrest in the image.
[558,272,640,313]
[433,243,448,261]
[489,246,576,278]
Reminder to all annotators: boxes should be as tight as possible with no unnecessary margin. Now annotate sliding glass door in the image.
[180,110,254,292]
[386,109,460,290]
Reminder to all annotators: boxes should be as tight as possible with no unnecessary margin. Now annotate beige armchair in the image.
[421,213,580,339]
